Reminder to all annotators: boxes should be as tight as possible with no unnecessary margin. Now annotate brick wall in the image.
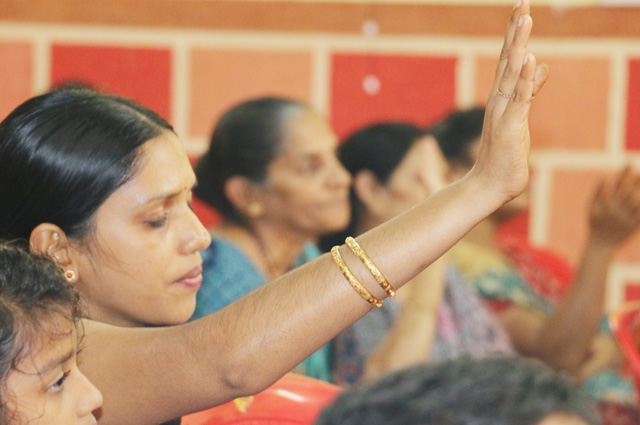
[2,0,640,309]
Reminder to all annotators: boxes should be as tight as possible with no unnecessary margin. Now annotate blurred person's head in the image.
[319,122,446,251]
[194,97,351,240]
[314,356,600,425]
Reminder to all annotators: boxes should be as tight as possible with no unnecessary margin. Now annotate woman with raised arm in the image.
[0,2,546,423]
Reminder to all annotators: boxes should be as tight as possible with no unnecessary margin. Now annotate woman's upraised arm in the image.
[79,1,548,423]
[503,166,640,375]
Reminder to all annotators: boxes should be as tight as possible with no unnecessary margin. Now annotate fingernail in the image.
[518,16,524,26]
[523,54,529,64]
[515,0,522,8]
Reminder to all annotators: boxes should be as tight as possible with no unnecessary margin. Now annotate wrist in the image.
[459,169,515,217]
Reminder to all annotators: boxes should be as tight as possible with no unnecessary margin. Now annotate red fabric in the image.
[610,303,640,408]
[598,401,639,425]
[191,196,220,230]
[496,212,574,303]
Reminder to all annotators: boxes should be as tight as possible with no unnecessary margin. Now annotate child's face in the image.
[4,317,103,425]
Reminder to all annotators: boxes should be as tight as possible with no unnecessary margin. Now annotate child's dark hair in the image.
[0,242,81,423]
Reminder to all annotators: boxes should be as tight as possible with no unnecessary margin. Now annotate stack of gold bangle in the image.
[330,237,396,308]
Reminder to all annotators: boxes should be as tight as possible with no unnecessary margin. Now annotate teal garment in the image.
[450,241,637,407]
[193,237,332,382]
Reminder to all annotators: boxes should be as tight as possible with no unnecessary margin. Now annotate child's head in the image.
[0,242,102,424]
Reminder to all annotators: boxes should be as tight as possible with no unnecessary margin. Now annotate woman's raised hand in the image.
[589,166,640,246]
[472,0,549,203]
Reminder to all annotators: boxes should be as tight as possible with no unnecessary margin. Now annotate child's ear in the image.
[30,223,79,283]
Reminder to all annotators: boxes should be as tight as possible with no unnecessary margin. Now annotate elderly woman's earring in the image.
[65,270,77,283]
[247,203,263,217]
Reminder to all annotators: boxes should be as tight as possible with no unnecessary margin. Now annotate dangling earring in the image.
[64,270,77,283]
[247,203,263,218]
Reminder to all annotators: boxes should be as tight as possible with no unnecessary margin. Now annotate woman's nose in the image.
[182,207,212,254]
[329,160,352,189]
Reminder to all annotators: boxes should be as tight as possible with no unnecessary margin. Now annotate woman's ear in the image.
[30,223,79,282]
[224,176,264,218]
[353,170,385,214]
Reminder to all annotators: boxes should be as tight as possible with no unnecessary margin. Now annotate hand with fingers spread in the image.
[471,0,549,204]
[589,166,640,247]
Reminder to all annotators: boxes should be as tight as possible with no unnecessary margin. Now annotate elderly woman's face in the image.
[252,110,352,238]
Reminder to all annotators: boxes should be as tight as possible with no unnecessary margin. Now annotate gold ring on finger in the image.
[497,88,513,99]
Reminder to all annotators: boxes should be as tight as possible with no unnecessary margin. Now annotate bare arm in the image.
[80,2,548,423]
[501,167,640,375]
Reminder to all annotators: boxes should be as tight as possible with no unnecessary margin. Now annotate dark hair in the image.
[0,242,81,424]
[0,88,174,243]
[315,356,601,425]
[318,122,426,252]
[193,97,308,225]
[431,107,485,168]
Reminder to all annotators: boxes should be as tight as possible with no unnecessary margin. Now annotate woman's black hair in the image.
[318,122,426,252]
[431,107,485,168]
[0,88,174,243]
[193,96,308,225]
[0,242,81,424]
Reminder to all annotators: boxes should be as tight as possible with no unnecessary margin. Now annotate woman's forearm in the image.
[517,167,640,374]
[528,237,615,373]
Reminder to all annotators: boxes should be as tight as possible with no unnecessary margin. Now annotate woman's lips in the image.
[174,265,203,290]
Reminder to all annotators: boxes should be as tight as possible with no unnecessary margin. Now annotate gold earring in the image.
[64,270,77,283]
[247,203,263,217]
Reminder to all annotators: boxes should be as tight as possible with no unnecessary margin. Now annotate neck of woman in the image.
[214,221,310,280]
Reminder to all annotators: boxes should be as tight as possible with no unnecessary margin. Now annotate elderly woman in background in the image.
[192,96,352,380]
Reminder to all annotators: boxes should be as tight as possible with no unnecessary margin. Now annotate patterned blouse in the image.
[331,266,514,386]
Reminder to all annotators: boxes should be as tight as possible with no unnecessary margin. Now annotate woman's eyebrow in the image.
[135,190,183,208]
[135,183,196,209]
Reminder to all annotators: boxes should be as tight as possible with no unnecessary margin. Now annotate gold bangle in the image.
[331,246,383,308]
[345,236,396,298]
